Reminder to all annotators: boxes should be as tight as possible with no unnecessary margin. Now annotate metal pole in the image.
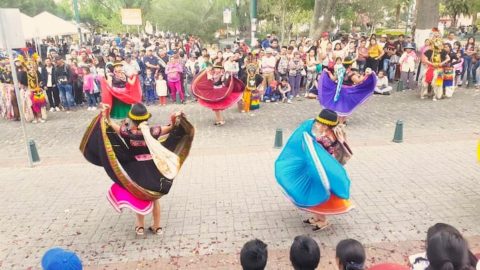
[405,1,411,35]
[250,0,257,47]
[73,0,83,47]
[0,18,33,167]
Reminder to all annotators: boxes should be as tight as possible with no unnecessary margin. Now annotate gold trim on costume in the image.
[128,111,151,121]
[316,116,338,126]
[100,114,162,201]
[343,59,354,65]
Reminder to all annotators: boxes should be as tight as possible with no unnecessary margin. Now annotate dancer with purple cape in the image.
[317,56,377,122]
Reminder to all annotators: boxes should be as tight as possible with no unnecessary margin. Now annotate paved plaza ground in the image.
[0,87,479,269]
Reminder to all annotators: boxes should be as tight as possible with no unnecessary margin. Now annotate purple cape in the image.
[317,71,376,116]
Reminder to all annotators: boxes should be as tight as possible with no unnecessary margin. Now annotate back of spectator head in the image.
[335,239,366,270]
[290,235,321,270]
[240,239,268,270]
[427,230,471,270]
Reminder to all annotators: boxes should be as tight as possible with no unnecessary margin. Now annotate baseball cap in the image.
[41,248,82,270]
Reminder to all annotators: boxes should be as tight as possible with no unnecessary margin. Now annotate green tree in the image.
[442,0,470,27]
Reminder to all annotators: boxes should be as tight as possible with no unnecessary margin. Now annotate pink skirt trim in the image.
[107,183,154,215]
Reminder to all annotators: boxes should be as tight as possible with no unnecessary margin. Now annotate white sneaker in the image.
[39,119,45,123]
[432,98,437,101]
[32,119,38,124]
[55,107,61,112]
[91,107,97,111]
[49,108,55,112]
[287,100,292,104]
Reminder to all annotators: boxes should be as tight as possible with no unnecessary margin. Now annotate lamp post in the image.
[73,0,83,47]
[250,0,257,47]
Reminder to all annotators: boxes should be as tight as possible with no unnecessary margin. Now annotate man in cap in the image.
[124,53,140,77]
[260,48,277,91]
[54,57,75,112]
[143,47,160,76]
[261,34,272,49]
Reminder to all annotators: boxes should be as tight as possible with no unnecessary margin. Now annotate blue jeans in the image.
[86,92,97,107]
[462,56,472,83]
[58,84,74,109]
[288,74,302,98]
[145,87,156,103]
[357,60,366,73]
[472,61,479,83]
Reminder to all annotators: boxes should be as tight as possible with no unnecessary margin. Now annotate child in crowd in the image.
[290,235,320,270]
[454,51,464,86]
[278,77,292,103]
[155,73,168,106]
[398,43,418,90]
[240,239,268,270]
[336,239,366,270]
[82,66,97,110]
[374,70,392,95]
[143,68,155,105]
[263,80,280,102]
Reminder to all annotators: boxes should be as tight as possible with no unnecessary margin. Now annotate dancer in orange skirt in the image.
[275,109,353,231]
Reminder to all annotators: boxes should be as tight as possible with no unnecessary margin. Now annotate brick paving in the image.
[0,88,479,269]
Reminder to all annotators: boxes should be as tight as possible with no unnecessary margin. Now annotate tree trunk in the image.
[415,0,440,46]
[395,4,401,29]
[281,0,286,45]
[319,0,335,33]
[310,0,322,38]
[310,0,335,39]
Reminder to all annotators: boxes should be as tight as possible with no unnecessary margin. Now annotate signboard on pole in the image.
[223,8,232,24]
[121,9,142,26]
[0,9,26,49]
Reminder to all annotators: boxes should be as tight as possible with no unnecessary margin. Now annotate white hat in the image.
[266,48,273,54]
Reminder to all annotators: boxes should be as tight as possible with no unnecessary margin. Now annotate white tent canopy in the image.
[31,11,77,38]
[20,13,36,39]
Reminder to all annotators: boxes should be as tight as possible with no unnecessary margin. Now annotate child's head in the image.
[335,57,342,65]
[146,68,152,76]
[82,66,90,74]
[156,72,163,80]
[281,77,288,85]
[240,239,268,270]
[335,239,366,270]
[41,248,82,270]
[290,235,320,270]
[377,70,385,78]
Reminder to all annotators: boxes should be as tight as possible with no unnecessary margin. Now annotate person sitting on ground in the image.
[290,235,321,270]
[374,70,392,95]
[240,239,268,270]
[41,247,83,270]
[278,76,292,103]
[336,239,366,270]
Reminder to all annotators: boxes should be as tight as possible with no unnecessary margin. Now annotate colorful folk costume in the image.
[0,66,20,121]
[275,109,353,230]
[100,61,142,119]
[317,58,376,117]
[241,64,263,112]
[191,64,245,125]
[79,104,195,214]
[421,37,448,101]
[192,66,245,111]
[18,53,47,123]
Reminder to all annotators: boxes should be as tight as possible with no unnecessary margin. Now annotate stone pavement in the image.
[0,87,479,269]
